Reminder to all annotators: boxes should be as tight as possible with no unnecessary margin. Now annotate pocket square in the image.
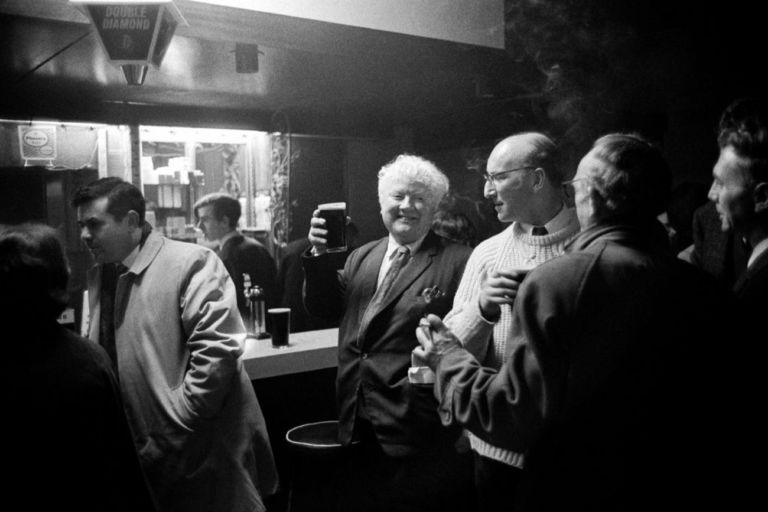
[420,285,445,303]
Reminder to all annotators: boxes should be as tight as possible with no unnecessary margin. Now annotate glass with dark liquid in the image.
[318,202,347,253]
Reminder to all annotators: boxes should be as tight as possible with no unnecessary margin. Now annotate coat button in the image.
[361,353,368,359]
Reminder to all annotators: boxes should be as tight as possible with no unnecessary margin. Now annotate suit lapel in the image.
[359,238,388,303]
[354,240,389,342]
[114,232,163,325]
[219,233,242,261]
[358,233,439,335]
[375,240,436,312]
[734,248,768,296]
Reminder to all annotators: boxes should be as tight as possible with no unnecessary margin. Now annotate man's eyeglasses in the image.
[561,177,587,187]
[561,177,588,196]
[481,166,537,185]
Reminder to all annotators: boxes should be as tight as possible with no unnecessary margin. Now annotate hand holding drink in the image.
[318,202,347,253]
[308,202,347,255]
[478,266,531,319]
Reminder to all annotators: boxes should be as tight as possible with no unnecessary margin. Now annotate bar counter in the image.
[242,328,339,380]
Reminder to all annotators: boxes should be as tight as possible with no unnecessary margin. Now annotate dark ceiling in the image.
[1,0,767,148]
[0,0,529,138]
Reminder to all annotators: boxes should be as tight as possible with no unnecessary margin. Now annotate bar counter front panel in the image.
[245,328,340,511]
[242,327,339,380]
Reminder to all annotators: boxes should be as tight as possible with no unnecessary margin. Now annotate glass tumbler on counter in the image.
[268,308,291,348]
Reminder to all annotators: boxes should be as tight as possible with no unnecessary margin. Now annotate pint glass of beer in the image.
[268,308,291,348]
[318,202,347,253]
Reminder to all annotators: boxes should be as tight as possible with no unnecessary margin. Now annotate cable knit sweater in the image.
[443,210,580,467]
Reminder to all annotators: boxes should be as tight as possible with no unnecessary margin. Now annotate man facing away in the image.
[438,132,580,511]
[303,154,474,512]
[193,192,278,319]
[73,178,278,512]
[1,222,156,512]
[417,134,738,511]
[707,97,768,322]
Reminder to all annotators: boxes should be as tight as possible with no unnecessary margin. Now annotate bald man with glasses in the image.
[434,132,579,511]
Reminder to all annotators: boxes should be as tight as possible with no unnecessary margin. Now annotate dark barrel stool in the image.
[284,420,353,512]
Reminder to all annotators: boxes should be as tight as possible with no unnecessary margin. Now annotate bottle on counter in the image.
[243,273,269,339]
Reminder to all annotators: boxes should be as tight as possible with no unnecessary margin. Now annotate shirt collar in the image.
[217,229,239,249]
[386,233,426,258]
[748,236,768,268]
[518,203,570,234]
[120,223,151,270]
[121,243,140,270]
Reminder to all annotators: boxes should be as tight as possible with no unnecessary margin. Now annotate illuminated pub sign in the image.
[71,0,186,85]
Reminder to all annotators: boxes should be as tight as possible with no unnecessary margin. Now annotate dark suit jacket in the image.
[734,246,768,321]
[303,230,471,456]
[4,320,157,512]
[277,238,349,332]
[434,224,742,511]
[691,202,748,288]
[220,233,278,316]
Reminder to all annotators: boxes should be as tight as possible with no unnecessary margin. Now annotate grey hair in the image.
[377,154,449,206]
[586,133,671,220]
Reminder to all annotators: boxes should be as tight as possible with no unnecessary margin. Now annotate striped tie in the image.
[366,246,410,318]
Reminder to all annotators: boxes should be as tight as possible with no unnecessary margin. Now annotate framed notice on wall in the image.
[18,125,57,161]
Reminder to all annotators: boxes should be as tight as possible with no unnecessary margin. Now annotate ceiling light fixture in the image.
[70,0,187,85]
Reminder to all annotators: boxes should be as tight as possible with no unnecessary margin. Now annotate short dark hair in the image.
[71,177,146,223]
[0,223,69,318]
[193,193,241,229]
[587,133,671,221]
[718,97,768,183]
[432,210,477,247]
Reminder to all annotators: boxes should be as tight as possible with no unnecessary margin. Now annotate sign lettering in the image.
[87,4,160,62]
[18,125,57,160]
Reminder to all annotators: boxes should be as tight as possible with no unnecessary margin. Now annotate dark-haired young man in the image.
[708,97,768,321]
[73,177,277,512]
[193,192,278,318]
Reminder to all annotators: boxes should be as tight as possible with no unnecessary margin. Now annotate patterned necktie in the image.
[378,246,410,296]
[358,246,410,346]
[531,226,548,236]
[366,246,411,317]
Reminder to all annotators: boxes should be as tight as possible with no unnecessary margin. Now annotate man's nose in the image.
[79,226,91,242]
[483,180,495,198]
[707,180,719,202]
[399,196,415,209]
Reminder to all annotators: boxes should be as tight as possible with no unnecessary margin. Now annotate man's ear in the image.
[531,167,545,191]
[588,187,607,220]
[753,182,768,213]
[125,210,140,228]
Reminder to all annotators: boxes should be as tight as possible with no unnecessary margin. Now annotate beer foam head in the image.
[318,202,346,211]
